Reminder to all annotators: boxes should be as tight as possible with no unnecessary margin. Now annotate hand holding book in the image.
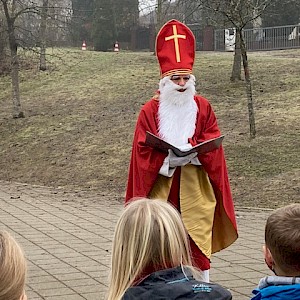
[145,131,224,157]
[168,150,198,167]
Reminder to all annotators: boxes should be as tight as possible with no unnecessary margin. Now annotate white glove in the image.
[159,149,200,177]
[168,149,198,168]
[177,144,202,166]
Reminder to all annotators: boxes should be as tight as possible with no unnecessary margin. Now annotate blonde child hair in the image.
[0,230,27,300]
[107,198,202,300]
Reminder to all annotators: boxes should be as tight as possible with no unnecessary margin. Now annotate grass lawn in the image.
[0,48,299,208]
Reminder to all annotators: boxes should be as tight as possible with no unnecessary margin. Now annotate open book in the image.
[145,131,224,157]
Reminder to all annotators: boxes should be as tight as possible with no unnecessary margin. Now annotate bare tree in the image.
[1,0,27,118]
[156,0,163,30]
[155,0,189,32]
[139,0,156,15]
[194,0,273,138]
[156,0,175,32]
[0,0,72,118]
[0,11,9,73]
[231,30,241,81]
[39,0,48,70]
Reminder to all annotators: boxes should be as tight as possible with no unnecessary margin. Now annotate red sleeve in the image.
[125,99,166,202]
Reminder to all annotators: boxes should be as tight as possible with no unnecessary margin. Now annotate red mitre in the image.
[155,19,195,78]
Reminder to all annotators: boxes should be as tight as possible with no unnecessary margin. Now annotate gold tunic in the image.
[149,164,216,258]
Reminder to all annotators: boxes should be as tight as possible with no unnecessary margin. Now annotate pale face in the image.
[159,74,196,107]
[170,74,191,92]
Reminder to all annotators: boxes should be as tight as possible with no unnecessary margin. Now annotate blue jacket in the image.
[123,266,232,299]
[251,276,300,300]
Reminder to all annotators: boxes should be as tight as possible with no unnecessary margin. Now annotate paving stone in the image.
[0,180,272,299]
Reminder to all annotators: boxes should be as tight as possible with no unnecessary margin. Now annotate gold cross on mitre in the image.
[165,24,186,63]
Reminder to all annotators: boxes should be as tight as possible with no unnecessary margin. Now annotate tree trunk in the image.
[156,0,163,34]
[230,28,241,81]
[239,30,256,138]
[0,20,8,75]
[10,47,24,118]
[0,17,6,62]
[39,0,48,71]
[2,0,24,118]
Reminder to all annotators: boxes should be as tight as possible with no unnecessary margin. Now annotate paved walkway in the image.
[0,180,273,300]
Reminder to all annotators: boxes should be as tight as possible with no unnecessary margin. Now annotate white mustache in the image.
[159,76,196,106]
[159,75,196,91]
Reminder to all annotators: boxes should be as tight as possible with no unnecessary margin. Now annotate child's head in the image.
[264,203,300,276]
[0,230,27,300]
[108,198,196,300]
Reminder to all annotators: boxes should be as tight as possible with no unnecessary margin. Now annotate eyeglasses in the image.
[170,75,191,82]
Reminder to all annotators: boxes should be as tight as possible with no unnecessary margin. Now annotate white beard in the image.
[158,75,198,147]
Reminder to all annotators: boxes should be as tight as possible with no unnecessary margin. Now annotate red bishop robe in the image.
[125,94,238,270]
